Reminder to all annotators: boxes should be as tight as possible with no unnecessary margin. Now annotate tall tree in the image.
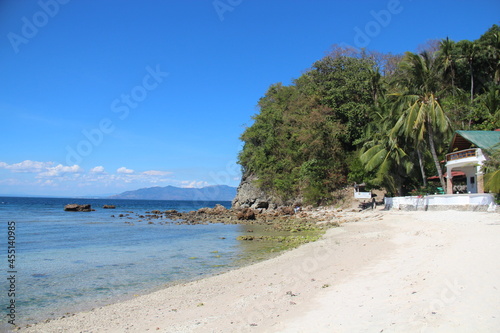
[360,100,413,195]
[391,52,451,191]
[438,37,457,95]
[482,144,500,193]
[479,85,500,129]
[366,67,384,106]
[457,40,479,102]
[476,24,500,85]
[302,49,376,149]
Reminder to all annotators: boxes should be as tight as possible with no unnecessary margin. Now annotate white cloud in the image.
[142,170,172,176]
[37,179,56,186]
[181,180,209,188]
[0,160,82,178]
[117,167,134,174]
[90,166,105,173]
[38,164,82,177]
[0,160,54,173]
[0,160,207,196]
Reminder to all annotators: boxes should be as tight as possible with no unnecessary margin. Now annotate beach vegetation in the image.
[238,25,500,203]
[483,144,500,195]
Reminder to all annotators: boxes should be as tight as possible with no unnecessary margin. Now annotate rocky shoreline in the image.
[109,204,342,228]
[62,201,367,250]
[106,204,365,250]
[63,200,362,229]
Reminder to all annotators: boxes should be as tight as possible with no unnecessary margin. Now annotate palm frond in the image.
[485,170,500,193]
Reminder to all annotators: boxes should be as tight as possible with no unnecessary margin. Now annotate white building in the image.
[445,130,500,194]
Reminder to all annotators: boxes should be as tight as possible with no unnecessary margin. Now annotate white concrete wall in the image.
[459,165,477,193]
[384,194,497,212]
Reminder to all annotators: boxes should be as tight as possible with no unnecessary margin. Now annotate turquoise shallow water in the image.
[0,197,253,328]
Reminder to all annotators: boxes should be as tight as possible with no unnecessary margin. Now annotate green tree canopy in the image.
[238,49,376,204]
[238,25,500,205]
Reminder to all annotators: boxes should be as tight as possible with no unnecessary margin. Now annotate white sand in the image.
[19,210,500,333]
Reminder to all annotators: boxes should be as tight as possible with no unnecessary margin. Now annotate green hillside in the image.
[238,25,500,205]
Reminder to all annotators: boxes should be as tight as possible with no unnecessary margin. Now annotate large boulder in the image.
[64,204,92,212]
[232,173,276,210]
[211,204,228,215]
[197,204,228,215]
[236,208,256,220]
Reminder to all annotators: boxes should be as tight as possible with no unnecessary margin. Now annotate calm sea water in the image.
[0,197,262,328]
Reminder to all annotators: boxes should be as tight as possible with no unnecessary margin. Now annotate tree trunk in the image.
[427,125,446,191]
[451,65,456,96]
[468,61,475,129]
[417,148,427,187]
[469,61,474,102]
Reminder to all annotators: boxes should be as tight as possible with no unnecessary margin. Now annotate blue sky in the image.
[0,0,499,197]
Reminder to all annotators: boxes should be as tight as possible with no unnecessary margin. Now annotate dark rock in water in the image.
[32,273,49,278]
[64,204,92,212]
[103,205,116,209]
[197,204,228,215]
[212,204,228,214]
[236,235,255,241]
[236,208,256,220]
[164,210,182,218]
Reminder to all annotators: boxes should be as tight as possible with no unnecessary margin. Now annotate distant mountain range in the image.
[109,185,237,201]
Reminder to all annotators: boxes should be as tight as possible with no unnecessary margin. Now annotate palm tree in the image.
[483,144,500,193]
[360,100,413,196]
[485,32,500,85]
[482,85,500,118]
[366,67,384,106]
[360,131,412,196]
[485,170,500,193]
[438,37,457,95]
[457,40,479,102]
[391,52,451,191]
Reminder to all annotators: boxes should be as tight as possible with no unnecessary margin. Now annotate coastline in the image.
[17,209,500,332]
[0,196,328,330]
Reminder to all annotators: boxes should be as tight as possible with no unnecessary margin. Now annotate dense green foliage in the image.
[484,144,500,193]
[239,25,500,204]
[239,52,376,204]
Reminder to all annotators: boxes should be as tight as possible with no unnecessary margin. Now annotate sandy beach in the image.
[19,209,500,333]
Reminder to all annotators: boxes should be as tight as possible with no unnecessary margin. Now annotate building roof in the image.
[449,130,500,152]
[428,171,465,180]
